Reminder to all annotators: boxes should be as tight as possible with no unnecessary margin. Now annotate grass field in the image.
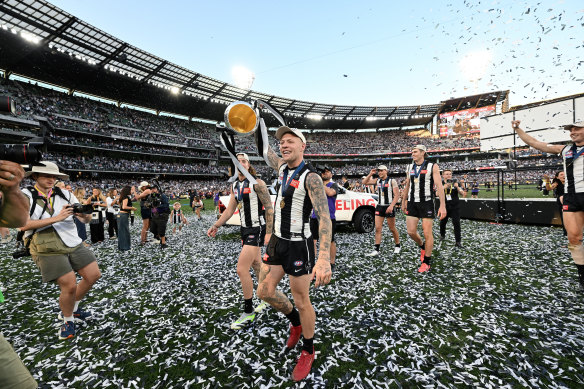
[1,205,582,388]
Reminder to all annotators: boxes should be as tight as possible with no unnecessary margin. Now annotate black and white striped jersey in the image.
[562,144,584,194]
[274,163,314,241]
[232,179,265,228]
[406,161,436,202]
[376,177,396,205]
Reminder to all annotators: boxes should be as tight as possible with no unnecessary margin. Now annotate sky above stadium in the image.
[51,0,584,108]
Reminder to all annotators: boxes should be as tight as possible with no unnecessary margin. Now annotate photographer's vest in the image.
[21,187,82,247]
[232,178,265,228]
[407,161,435,203]
[376,177,395,206]
[90,196,106,223]
[561,143,584,194]
[274,162,314,241]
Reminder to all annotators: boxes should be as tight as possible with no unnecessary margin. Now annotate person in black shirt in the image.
[439,169,466,248]
[551,171,566,236]
[149,186,171,248]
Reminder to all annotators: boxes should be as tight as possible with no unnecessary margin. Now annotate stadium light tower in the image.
[232,65,255,90]
[459,49,492,91]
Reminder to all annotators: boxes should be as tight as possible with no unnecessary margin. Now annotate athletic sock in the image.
[423,256,432,266]
[302,337,314,353]
[285,308,301,327]
[244,298,253,314]
[577,264,584,282]
[395,243,400,247]
[374,244,380,252]
[74,301,80,312]
[419,242,425,250]
[63,315,74,323]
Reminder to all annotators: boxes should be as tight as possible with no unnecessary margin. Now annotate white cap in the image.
[139,181,149,188]
[24,161,69,180]
[275,126,306,144]
[413,144,427,152]
[236,153,250,161]
[377,165,388,170]
[564,121,584,131]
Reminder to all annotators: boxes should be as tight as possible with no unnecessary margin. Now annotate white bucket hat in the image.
[24,161,69,180]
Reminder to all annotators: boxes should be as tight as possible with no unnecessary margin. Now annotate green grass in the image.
[464,184,555,199]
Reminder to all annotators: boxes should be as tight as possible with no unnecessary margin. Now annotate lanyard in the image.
[412,161,427,179]
[235,179,248,202]
[281,161,305,196]
[569,144,584,161]
[34,185,54,212]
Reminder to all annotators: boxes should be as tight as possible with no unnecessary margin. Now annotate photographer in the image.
[0,160,37,389]
[19,162,101,340]
[439,169,466,248]
[149,185,170,248]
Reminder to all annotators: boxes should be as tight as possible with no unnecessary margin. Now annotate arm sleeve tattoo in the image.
[306,172,332,261]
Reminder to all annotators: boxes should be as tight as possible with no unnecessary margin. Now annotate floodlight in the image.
[170,86,180,94]
[231,66,255,89]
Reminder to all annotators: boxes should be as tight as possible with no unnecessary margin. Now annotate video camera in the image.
[144,178,163,208]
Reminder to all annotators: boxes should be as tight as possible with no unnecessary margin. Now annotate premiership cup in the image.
[224,101,259,136]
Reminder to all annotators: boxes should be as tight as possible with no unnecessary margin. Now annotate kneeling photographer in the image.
[148,183,170,248]
[19,161,101,341]
[0,159,37,389]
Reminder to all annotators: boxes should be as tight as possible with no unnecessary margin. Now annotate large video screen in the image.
[439,105,495,137]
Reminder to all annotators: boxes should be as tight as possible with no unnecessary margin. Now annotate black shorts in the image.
[150,213,169,237]
[309,218,336,242]
[241,225,265,247]
[375,204,395,218]
[141,207,152,220]
[406,200,435,219]
[562,193,584,212]
[263,235,315,276]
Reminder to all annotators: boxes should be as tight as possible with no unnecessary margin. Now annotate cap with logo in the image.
[275,126,307,144]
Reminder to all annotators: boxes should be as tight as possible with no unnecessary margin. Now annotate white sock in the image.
[74,301,80,312]
[64,315,74,323]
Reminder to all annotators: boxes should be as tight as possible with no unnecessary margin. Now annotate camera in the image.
[69,203,94,214]
[0,143,43,165]
[12,247,30,259]
[146,192,162,208]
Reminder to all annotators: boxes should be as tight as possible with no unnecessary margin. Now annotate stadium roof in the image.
[0,0,508,130]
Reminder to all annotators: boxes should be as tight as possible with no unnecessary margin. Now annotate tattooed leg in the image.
[257,263,293,314]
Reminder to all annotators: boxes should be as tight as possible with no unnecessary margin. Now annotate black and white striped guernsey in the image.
[376,177,395,205]
[406,161,435,202]
[561,144,584,194]
[274,163,314,241]
[172,209,183,223]
[232,179,265,228]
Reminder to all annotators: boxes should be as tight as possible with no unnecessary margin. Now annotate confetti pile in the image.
[0,213,582,388]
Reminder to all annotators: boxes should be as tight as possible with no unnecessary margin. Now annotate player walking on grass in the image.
[256,126,332,382]
[513,120,584,291]
[402,145,447,273]
[207,153,273,329]
[362,164,401,257]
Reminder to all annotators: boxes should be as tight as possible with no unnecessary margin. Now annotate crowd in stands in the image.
[304,131,479,155]
[50,134,215,159]
[43,152,221,175]
[1,80,217,148]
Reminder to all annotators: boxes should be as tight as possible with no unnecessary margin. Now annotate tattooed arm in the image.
[266,142,285,172]
[255,179,274,245]
[306,172,332,287]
